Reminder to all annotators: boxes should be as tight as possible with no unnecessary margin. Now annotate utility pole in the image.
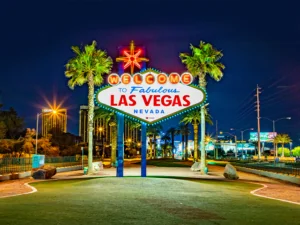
[215,120,218,159]
[215,120,218,141]
[256,85,261,160]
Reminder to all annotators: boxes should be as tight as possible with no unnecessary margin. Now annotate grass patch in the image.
[1,177,300,225]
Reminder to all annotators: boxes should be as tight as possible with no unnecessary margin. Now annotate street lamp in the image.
[260,117,291,156]
[220,131,237,158]
[260,117,291,133]
[98,127,105,158]
[35,109,57,154]
[230,128,254,142]
[230,128,254,156]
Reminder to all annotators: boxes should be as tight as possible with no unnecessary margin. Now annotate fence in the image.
[0,156,103,175]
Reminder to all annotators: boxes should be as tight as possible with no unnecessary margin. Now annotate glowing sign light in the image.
[96,69,206,124]
[116,40,149,74]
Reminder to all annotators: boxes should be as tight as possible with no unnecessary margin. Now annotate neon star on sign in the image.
[96,69,207,124]
[116,40,149,74]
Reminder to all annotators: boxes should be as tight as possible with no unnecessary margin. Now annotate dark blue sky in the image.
[1,0,299,144]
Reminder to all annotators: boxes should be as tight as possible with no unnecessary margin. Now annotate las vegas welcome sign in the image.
[96,69,207,124]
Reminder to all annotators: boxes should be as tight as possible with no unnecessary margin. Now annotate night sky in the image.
[1,0,299,144]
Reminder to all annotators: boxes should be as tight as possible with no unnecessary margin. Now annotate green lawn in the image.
[0,178,299,225]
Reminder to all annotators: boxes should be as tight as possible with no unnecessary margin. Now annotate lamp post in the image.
[230,128,254,156]
[98,127,105,158]
[260,117,291,156]
[127,138,132,158]
[220,131,237,158]
[35,109,57,155]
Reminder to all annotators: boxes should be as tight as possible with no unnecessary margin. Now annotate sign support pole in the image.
[117,113,124,177]
[141,123,147,177]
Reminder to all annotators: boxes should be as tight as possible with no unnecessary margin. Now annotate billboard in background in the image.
[237,143,255,150]
[249,132,277,142]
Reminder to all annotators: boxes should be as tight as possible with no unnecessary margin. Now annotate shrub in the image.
[277,147,290,157]
[292,146,300,157]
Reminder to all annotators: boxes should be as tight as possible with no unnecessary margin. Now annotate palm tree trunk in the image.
[172,133,175,159]
[182,134,184,160]
[149,138,152,158]
[111,125,117,166]
[193,123,198,161]
[200,106,206,173]
[185,131,188,160]
[153,137,156,159]
[281,143,284,157]
[87,73,94,174]
[199,73,207,173]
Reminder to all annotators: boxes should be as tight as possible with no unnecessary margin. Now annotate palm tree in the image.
[94,108,117,166]
[65,41,113,174]
[177,124,191,160]
[180,41,225,173]
[161,134,171,158]
[166,127,179,159]
[274,134,292,157]
[180,108,213,162]
[127,120,141,143]
[147,124,162,159]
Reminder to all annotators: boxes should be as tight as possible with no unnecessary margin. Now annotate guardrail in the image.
[232,163,300,176]
[0,156,103,175]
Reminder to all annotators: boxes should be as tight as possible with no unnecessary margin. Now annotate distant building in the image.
[41,108,67,136]
[79,105,141,146]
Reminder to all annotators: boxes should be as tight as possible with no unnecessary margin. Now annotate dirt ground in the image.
[208,165,300,203]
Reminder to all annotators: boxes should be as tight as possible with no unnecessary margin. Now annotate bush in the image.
[277,147,290,157]
[292,146,300,156]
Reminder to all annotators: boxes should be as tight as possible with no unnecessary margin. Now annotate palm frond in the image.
[179,41,225,86]
[65,40,113,90]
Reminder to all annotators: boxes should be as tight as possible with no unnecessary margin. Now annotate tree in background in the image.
[274,134,292,157]
[50,130,80,150]
[0,107,24,139]
[127,120,141,143]
[292,146,300,157]
[161,134,171,158]
[38,135,59,156]
[22,128,35,155]
[277,147,290,157]
[181,108,213,162]
[177,124,191,160]
[0,140,12,154]
[147,125,162,159]
[166,127,179,159]
[180,41,224,173]
[0,121,7,139]
[94,108,117,166]
[65,41,113,174]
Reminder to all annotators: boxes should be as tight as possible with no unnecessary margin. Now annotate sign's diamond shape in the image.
[96,71,206,124]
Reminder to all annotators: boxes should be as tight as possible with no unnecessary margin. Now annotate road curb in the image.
[236,166,300,185]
